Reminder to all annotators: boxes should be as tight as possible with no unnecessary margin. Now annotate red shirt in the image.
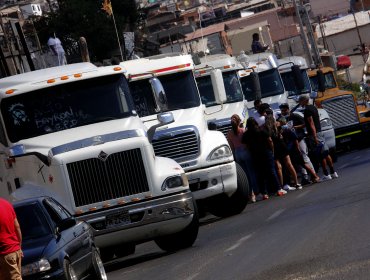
[0,198,20,255]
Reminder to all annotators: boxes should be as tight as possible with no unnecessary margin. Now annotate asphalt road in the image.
[106,146,370,280]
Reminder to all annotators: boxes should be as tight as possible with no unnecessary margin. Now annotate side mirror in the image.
[57,217,76,233]
[147,112,175,142]
[250,72,261,100]
[149,77,168,112]
[317,70,326,93]
[291,65,305,90]
[210,69,227,104]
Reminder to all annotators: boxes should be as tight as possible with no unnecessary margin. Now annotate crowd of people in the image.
[227,95,338,203]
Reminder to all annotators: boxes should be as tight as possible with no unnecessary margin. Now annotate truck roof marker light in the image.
[47,79,56,84]
[89,207,98,211]
[223,65,231,69]
[5,89,15,95]
[60,76,69,81]
[153,63,191,74]
[131,198,141,202]
[75,209,83,215]
[74,73,82,78]
[113,67,122,71]
[117,200,126,205]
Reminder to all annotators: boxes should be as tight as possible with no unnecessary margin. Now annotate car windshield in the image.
[129,70,200,117]
[196,71,244,107]
[281,69,311,96]
[310,72,337,91]
[1,75,135,143]
[15,203,52,241]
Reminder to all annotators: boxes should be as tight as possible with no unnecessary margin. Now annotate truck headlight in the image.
[207,145,232,161]
[162,173,188,191]
[22,258,51,276]
[320,118,332,130]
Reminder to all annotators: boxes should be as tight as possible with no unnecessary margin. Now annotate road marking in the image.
[267,209,285,221]
[225,234,253,252]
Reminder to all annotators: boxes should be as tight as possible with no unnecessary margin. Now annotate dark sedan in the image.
[14,196,107,280]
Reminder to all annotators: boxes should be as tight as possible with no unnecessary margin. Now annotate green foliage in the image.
[336,76,361,95]
[34,0,138,62]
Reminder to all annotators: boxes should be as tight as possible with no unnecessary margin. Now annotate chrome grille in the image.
[67,149,149,207]
[152,128,199,161]
[321,95,359,129]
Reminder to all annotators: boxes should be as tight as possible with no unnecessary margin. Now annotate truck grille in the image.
[321,95,359,129]
[152,127,199,161]
[67,149,149,207]
[216,123,232,137]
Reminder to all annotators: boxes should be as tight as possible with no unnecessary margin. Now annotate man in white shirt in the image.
[48,33,66,66]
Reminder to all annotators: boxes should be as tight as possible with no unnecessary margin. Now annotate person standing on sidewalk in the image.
[0,198,23,280]
[47,32,67,66]
[298,95,338,180]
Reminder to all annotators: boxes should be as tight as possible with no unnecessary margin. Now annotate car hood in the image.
[22,235,54,265]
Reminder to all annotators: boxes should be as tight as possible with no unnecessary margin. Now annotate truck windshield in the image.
[280,69,311,96]
[196,71,244,107]
[240,68,285,101]
[310,72,337,91]
[1,74,135,143]
[129,70,200,117]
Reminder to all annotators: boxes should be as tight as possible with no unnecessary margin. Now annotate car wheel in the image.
[63,259,77,280]
[154,202,199,252]
[89,248,107,280]
[208,163,249,217]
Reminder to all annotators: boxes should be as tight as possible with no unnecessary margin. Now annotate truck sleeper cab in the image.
[0,63,198,260]
[122,54,249,218]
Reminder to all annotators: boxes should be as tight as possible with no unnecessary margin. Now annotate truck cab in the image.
[122,54,249,218]
[307,66,370,147]
[193,54,246,136]
[0,63,198,260]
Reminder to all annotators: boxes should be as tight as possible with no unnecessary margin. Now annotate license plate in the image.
[339,137,351,143]
[106,210,130,229]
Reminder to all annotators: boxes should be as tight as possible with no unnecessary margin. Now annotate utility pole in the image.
[293,0,313,67]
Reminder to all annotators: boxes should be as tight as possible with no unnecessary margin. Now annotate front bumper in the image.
[77,191,195,249]
[186,161,237,200]
[334,123,363,146]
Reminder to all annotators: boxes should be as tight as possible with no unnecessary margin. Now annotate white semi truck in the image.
[0,63,199,261]
[122,54,249,217]
[193,54,246,136]
[238,53,336,154]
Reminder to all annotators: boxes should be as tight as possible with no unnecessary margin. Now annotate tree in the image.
[33,0,138,62]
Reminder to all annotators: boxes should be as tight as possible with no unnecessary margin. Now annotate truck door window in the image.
[196,75,217,107]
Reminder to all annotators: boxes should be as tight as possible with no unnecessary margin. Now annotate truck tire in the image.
[63,259,77,280]
[89,248,107,280]
[154,205,199,252]
[208,163,249,217]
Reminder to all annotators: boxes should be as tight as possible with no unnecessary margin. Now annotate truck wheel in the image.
[115,243,136,258]
[154,205,199,252]
[63,259,77,280]
[208,163,249,217]
[89,248,107,280]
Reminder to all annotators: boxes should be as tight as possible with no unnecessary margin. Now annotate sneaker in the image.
[262,194,269,200]
[277,189,287,196]
[331,172,339,178]
[283,184,296,191]
[255,193,264,201]
[294,183,303,190]
[321,174,332,181]
[250,193,256,203]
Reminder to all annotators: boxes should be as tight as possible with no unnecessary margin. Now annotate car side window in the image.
[43,198,71,225]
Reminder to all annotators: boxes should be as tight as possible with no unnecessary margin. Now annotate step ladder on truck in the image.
[0,63,199,262]
[121,53,249,218]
